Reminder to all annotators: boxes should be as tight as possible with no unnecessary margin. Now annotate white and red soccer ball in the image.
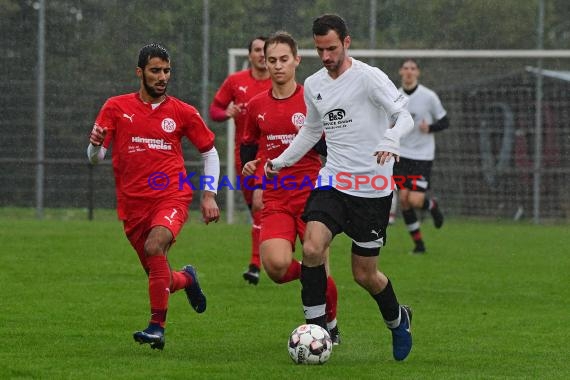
[288,324,333,364]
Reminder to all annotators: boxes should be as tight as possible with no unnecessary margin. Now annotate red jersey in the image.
[211,69,272,160]
[243,84,321,201]
[95,93,215,216]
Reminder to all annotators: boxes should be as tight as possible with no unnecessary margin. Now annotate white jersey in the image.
[303,59,409,198]
[399,84,447,161]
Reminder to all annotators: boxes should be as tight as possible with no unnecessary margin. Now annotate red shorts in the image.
[259,194,308,246]
[123,198,189,256]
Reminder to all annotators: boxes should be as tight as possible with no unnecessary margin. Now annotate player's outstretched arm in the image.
[270,123,322,171]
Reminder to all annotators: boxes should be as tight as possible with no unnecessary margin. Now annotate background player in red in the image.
[240,32,340,343]
[209,36,272,285]
[87,43,220,350]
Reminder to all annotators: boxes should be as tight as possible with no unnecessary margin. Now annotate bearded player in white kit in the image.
[265,14,414,361]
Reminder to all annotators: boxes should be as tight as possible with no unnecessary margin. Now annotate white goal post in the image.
[224,49,570,223]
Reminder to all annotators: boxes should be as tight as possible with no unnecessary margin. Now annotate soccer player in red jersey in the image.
[87,43,220,350]
[209,37,272,285]
[240,32,340,344]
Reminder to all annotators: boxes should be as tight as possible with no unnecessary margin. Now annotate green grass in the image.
[1,209,568,379]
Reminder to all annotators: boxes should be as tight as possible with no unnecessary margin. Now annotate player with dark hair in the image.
[240,31,340,344]
[395,58,448,254]
[87,43,220,350]
[209,36,272,285]
[265,15,415,361]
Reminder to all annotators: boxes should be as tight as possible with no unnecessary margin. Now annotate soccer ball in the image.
[288,324,333,364]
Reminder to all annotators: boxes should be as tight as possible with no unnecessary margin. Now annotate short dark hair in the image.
[400,58,420,69]
[264,31,298,57]
[312,14,349,41]
[248,36,268,53]
[137,43,169,69]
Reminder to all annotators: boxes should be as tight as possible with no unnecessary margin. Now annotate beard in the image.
[142,73,167,99]
[323,47,346,73]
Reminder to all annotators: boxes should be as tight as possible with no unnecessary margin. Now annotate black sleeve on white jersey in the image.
[430,115,449,133]
[240,143,258,169]
[312,136,327,156]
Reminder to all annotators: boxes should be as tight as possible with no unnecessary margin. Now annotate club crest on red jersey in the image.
[161,118,176,133]
[291,112,305,130]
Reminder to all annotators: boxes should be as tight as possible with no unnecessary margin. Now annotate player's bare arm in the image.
[200,191,220,224]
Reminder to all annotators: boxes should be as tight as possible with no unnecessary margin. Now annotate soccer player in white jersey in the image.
[265,14,414,361]
[395,58,448,254]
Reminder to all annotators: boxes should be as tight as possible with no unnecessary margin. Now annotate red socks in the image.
[146,255,171,327]
[278,260,302,284]
[251,210,262,268]
[325,276,338,323]
[411,230,423,243]
[170,270,191,292]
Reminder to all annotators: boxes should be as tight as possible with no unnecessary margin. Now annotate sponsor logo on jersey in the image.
[324,108,345,121]
[322,108,352,130]
[131,136,172,151]
[238,85,248,94]
[161,118,176,133]
[266,133,296,145]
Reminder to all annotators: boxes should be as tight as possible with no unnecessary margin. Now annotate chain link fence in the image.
[1,1,569,222]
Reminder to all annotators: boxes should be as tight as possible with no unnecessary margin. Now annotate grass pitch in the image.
[0,209,568,379]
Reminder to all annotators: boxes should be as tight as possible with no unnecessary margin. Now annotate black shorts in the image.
[302,187,392,255]
[393,157,433,192]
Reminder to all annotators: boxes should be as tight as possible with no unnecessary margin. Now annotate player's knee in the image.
[143,239,164,257]
[265,268,283,283]
[352,266,374,289]
[302,240,325,264]
[352,269,367,288]
[262,260,285,283]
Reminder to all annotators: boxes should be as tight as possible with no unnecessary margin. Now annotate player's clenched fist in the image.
[89,124,107,146]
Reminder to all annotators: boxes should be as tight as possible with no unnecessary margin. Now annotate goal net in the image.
[224,49,570,223]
